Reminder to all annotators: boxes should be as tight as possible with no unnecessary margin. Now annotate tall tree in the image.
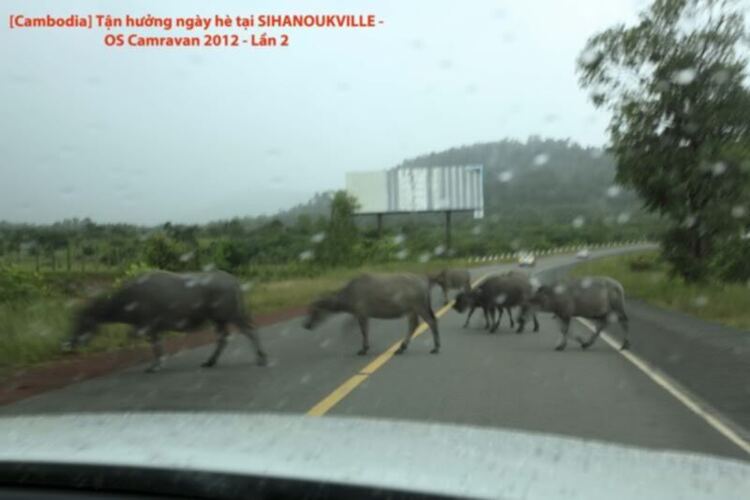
[316,191,360,266]
[578,0,750,280]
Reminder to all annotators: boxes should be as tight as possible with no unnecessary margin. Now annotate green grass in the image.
[570,251,750,331]
[1,257,483,373]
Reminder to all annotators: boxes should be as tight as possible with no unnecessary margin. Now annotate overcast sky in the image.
[1,0,645,225]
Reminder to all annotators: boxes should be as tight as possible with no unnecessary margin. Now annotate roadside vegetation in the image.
[571,251,750,331]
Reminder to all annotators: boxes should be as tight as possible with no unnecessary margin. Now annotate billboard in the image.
[346,165,484,218]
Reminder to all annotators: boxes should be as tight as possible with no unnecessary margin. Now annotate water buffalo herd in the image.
[64,264,629,373]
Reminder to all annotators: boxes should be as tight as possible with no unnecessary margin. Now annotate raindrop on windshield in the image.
[617,213,631,224]
[311,232,325,244]
[671,68,696,85]
[496,293,507,305]
[471,225,482,235]
[554,284,567,295]
[532,153,549,166]
[712,162,727,176]
[693,295,708,307]
[202,263,216,272]
[498,171,513,183]
[581,277,593,288]
[683,215,697,228]
[418,253,431,263]
[434,244,445,256]
[179,252,194,263]
[299,250,314,261]
[241,282,254,292]
[606,186,621,198]
[579,49,599,65]
[731,206,746,218]
[392,234,406,245]
[572,216,585,229]
[438,59,453,70]
[396,249,409,260]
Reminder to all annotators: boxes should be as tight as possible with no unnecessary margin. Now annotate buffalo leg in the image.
[555,318,570,351]
[506,308,515,328]
[463,306,476,328]
[238,322,268,366]
[357,316,370,356]
[490,306,503,333]
[145,332,165,373]
[515,307,526,334]
[619,312,630,350]
[396,313,419,355]
[202,323,229,368]
[532,312,540,332]
[422,308,440,354]
[442,286,449,305]
[578,319,605,350]
[482,307,491,330]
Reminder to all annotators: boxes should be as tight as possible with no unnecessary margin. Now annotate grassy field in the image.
[570,251,750,331]
[1,257,488,374]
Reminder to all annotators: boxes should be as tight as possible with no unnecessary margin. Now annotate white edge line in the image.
[576,317,750,456]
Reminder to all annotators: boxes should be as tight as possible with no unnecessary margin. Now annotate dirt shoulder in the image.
[0,306,307,407]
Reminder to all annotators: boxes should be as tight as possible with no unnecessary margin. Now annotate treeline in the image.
[0,137,662,279]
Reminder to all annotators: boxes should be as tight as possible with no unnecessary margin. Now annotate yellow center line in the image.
[306,275,489,416]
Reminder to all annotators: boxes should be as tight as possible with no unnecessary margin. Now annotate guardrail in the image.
[466,240,655,264]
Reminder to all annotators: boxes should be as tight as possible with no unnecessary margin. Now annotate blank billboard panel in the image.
[346,165,484,218]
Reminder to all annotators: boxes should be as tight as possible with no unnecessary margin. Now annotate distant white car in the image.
[518,253,536,267]
[576,249,590,260]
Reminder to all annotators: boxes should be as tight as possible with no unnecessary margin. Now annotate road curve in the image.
[2,244,747,462]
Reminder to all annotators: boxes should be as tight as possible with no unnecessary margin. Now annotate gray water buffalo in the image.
[64,270,267,372]
[428,269,471,304]
[303,273,440,355]
[453,271,539,333]
[530,276,629,351]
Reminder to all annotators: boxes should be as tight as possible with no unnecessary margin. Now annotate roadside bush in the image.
[142,234,187,271]
[113,262,155,288]
[0,265,49,303]
[713,238,750,284]
[211,239,248,273]
[628,253,660,272]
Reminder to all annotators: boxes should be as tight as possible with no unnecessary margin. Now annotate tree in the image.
[142,234,184,271]
[316,191,360,266]
[578,0,750,280]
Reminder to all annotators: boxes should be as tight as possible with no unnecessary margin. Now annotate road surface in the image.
[2,245,748,462]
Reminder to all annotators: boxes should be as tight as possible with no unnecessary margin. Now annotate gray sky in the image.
[1,0,643,224]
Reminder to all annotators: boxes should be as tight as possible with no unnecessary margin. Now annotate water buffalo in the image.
[304,273,440,355]
[63,270,267,372]
[428,269,471,304]
[530,276,629,351]
[453,271,539,333]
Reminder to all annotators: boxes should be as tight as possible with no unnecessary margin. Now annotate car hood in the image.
[0,412,748,499]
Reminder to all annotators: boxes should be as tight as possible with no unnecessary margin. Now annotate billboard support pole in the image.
[445,211,452,254]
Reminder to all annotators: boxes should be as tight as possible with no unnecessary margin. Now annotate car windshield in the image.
[2,0,750,497]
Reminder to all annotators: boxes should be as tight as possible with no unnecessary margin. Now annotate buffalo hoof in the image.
[579,340,592,350]
[256,355,268,367]
[394,344,407,355]
[430,347,440,354]
[620,339,630,351]
[357,348,369,356]
[554,344,566,352]
[201,360,216,368]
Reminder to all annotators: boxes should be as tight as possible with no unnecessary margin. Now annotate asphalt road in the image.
[2,245,747,462]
